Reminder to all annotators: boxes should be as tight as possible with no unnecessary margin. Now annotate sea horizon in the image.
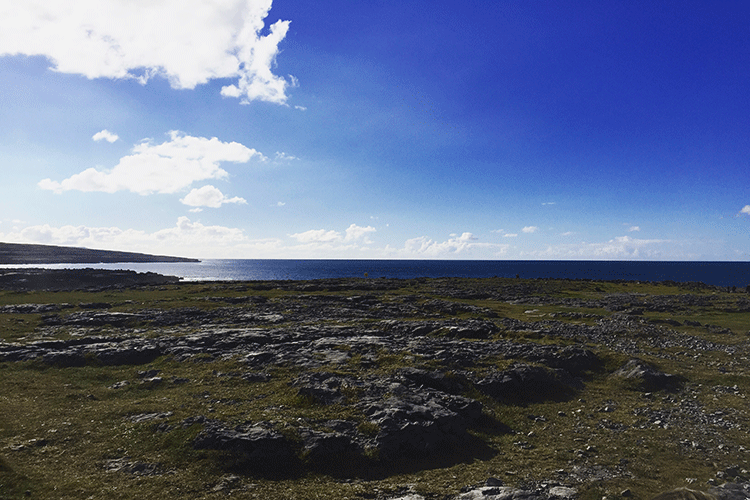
[2,259,749,288]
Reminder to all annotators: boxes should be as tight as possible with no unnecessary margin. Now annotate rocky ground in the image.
[1,272,750,499]
[0,268,180,291]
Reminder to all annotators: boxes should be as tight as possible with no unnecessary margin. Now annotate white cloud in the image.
[504,233,518,238]
[289,228,343,243]
[525,235,671,260]
[275,151,298,161]
[0,0,293,104]
[0,217,249,258]
[560,231,575,236]
[391,232,508,258]
[345,224,376,243]
[275,201,286,207]
[542,202,556,206]
[180,185,247,208]
[628,226,640,232]
[522,226,539,234]
[295,105,307,111]
[39,131,264,195]
[92,130,119,143]
[289,224,375,244]
[739,205,750,216]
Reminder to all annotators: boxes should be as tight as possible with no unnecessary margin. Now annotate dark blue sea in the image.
[4,260,750,288]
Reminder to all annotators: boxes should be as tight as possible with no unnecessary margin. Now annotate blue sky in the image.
[1,0,748,260]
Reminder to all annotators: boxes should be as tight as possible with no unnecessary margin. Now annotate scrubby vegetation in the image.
[1,276,749,499]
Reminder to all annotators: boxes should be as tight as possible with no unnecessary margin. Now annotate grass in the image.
[1,278,749,499]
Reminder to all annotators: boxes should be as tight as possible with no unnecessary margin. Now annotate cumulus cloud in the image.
[289,224,376,245]
[92,130,119,143]
[739,205,750,216]
[180,185,247,208]
[345,224,376,242]
[522,226,538,234]
[39,131,264,195]
[628,226,640,232]
[0,0,293,104]
[390,232,508,258]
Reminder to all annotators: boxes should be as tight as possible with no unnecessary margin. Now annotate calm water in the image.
[3,260,750,287]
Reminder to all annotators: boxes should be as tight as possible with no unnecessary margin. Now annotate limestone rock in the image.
[193,422,294,465]
[612,358,682,391]
[476,363,580,403]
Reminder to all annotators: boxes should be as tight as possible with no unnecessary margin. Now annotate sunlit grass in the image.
[1,278,749,499]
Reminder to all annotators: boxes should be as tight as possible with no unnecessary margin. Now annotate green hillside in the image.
[0,242,199,264]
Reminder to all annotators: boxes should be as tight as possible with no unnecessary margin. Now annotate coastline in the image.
[0,241,199,265]
[3,259,750,287]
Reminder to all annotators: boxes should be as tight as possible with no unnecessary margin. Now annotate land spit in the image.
[1,270,749,499]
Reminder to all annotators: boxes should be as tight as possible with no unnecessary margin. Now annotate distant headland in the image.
[0,242,199,265]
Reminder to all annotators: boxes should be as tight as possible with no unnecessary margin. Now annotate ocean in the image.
[3,259,750,288]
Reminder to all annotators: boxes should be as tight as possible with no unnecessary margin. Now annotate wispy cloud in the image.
[504,233,518,238]
[389,232,508,258]
[180,185,247,208]
[289,229,342,243]
[522,226,539,234]
[275,152,298,161]
[628,226,640,232]
[526,235,671,260]
[0,0,293,104]
[92,130,119,143]
[0,217,247,258]
[39,131,264,195]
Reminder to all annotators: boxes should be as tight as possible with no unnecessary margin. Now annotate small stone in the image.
[549,486,578,499]
[621,489,632,497]
[486,477,503,486]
